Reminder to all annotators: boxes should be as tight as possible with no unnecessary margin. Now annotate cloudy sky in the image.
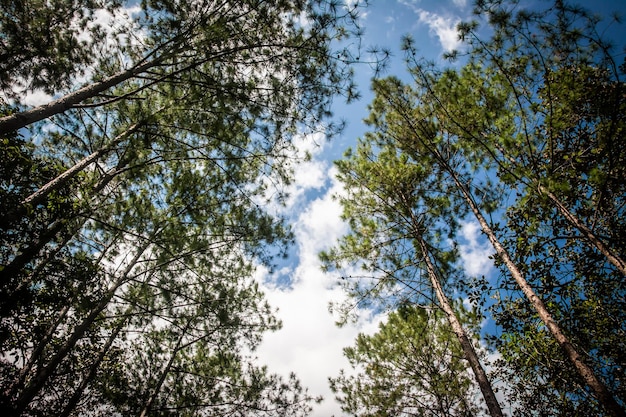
[255,1,491,415]
[252,0,626,415]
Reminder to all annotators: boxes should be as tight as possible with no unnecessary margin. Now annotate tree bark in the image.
[0,61,158,135]
[540,186,626,276]
[410,223,504,417]
[4,226,85,316]
[3,304,71,402]
[488,140,626,276]
[1,155,131,286]
[0,219,69,283]
[395,184,503,416]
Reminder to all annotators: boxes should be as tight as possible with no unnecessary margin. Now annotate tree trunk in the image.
[57,315,127,417]
[21,123,141,208]
[489,141,626,276]
[0,61,158,135]
[1,155,131,286]
[0,219,70,283]
[414,232,504,417]
[138,320,192,417]
[449,172,626,417]
[540,186,626,276]
[15,305,70,387]
[3,226,85,316]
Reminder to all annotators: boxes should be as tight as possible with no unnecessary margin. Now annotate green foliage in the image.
[327,1,626,415]
[452,2,626,414]
[396,1,626,414]
[0,0,125,98]
[321,62,505,416]
[330,304,482,417]
[0,128,83,319]
[0,0,368,415]
[321,120,464,320]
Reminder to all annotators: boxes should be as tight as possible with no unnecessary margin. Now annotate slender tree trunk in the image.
[10,242,150,416]
[0,219,69,282]
[2,304,71,404]
[0,61,159,135]
[490,141,626,276]
[412,229,504,417]
[138,320,192,417]
[21,123,141,208]
[1,155,131,286]
[540,186,626,276]
[15,305,71,386]
[448,171,626,417]
[4,224,87,315]
[396,187,503,416]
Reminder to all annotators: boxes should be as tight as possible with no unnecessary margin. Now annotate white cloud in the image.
[458,220,494,277]
[293,10,313,29]
[417,10,462,52]
[452,0,468,8]
[293,130,326,156]
[79,5,144,48]
[20,90,54,107]
[260,131,330,215]
[256,168,385,417]
[295,160,327,189]
[397,1,464,52]
[256,265,382,415]
[293,168,347,268]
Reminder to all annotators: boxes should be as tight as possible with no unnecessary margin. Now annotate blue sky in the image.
[254,1,626,416]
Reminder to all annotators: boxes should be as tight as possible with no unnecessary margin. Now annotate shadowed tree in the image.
[0,1,377,415]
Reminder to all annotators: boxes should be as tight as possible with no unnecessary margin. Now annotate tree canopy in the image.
[2,0,626,416]
[325,0,626,416]
[0,0,368,415]
[330,304,484,417]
